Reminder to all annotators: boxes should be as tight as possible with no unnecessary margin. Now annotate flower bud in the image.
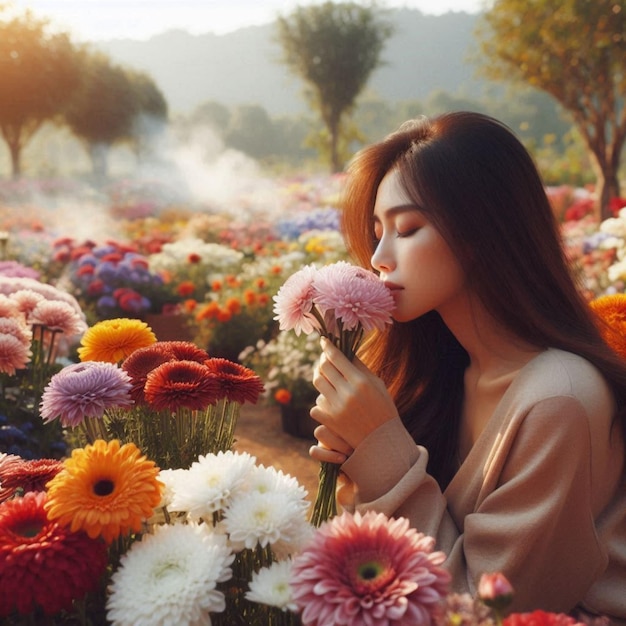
[477,572,514,611]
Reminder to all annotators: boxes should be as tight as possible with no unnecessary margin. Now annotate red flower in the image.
[187,253,201,264]
[144,360,220,411]
[122,342,175,402]
[0,458,63,503]
[503,610,584,626]
[0,491,108,616]
[204,358,265,404]
[274,388,292,405]
[177,281,196,297]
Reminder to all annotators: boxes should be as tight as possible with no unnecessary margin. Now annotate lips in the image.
[383,281,403,291]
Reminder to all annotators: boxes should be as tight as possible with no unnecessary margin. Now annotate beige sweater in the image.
[341,349,626,621]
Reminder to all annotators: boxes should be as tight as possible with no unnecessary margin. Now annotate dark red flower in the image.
[121,342,175,403]
[0,458,63,503]
[0,491,108,616]
[144,360,220,411]
[204,358,265,404]
[164,341,210,363]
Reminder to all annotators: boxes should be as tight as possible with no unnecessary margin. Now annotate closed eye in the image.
[396,228,418,238]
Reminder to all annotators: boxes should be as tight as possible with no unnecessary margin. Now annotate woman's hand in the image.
[309,337,399,451]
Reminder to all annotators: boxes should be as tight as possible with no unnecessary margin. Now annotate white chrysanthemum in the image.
[248,464,309,506]
[223,490,309,551]
[157,468,188,508]
[245,560,297,613]
[107,523,234,626]
[168,451,256,520]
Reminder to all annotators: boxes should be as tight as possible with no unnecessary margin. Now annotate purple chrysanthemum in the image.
[273,264,322,336]
[40,361,133,427]
[313,261,395,333]
[290,510,451,626]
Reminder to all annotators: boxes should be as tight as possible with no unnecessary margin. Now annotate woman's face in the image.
[371,168,467,323]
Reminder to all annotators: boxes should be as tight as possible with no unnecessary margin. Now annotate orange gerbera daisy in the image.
[77,318,157,363]
[589,294,626,358]
[44,439,162,544]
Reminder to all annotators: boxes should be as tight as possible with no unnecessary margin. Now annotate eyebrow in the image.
[373,204,421,221]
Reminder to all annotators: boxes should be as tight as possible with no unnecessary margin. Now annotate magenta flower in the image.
[273,264,322,335]
[290,511,451,626]
[313,261,395,333]
[40,361,133,427]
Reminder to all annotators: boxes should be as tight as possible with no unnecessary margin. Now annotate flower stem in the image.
[309,460,340,527]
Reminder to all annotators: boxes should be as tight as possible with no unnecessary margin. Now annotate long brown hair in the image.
[341,112,626,488]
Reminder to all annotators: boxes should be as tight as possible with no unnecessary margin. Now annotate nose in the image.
[371,238,394,273]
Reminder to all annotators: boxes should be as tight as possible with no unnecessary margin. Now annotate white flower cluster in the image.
[106,450,312,626]
[600,208,626,284]
[148,238,244,275]
[239,331,321,398]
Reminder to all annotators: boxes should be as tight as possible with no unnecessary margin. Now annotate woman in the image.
[309,112,626,620]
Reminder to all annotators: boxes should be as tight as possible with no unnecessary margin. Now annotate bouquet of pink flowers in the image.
[273,261,395,525]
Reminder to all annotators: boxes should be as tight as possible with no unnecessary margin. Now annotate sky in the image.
[6,0,485,41]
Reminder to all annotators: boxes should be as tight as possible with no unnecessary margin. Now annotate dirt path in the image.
[234,404,321,507]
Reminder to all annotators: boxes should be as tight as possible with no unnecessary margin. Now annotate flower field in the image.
[0,172,622,625]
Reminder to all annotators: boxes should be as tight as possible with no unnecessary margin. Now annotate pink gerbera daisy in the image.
[273,264,322,335]
[291,510,451,626]
[40,361,133,427]
[0,491,108,616]
[313,261,395,333]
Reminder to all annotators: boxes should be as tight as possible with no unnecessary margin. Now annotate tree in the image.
[127,69,169,161]
[477,0,626,219]
[276,1,393,172]
[0,11,81,177]
[64,52,167,180]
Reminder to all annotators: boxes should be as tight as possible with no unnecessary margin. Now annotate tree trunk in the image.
[9,141,21,179]
[89,142,109,183]
[589,150,622,221]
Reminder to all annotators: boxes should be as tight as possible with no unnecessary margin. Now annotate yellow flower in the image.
[78,318,156,363]
[590,294,626,359]
[44,439,163,544]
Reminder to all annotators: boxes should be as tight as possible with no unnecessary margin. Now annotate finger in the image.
[313,424,354,456]
[309,444,347,465]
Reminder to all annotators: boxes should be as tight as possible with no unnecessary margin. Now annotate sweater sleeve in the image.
[341,397,614,614]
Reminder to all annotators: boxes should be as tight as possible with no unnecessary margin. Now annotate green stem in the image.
[309,460,339,527]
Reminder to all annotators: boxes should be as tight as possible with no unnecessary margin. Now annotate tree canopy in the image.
[477,0,626,219]
[0,10,81,177]
[276,1,393,172]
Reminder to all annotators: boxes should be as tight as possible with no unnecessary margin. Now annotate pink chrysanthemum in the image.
[28,299,87,336]
[0,453,22,502]
[0,491,108,616]
[291,511,451,626]
[8,289,44,317]
[0,316,31,345]
[273,264,322,335]
[204,358,265,404]
[144,360,221,411]
[0,294,20,319]
[0,332,31,375]
[0,457,63,503]
[40,361,133,427]
[313,261,395,333]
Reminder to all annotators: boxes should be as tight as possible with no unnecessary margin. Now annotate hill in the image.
[96,8,492,117]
